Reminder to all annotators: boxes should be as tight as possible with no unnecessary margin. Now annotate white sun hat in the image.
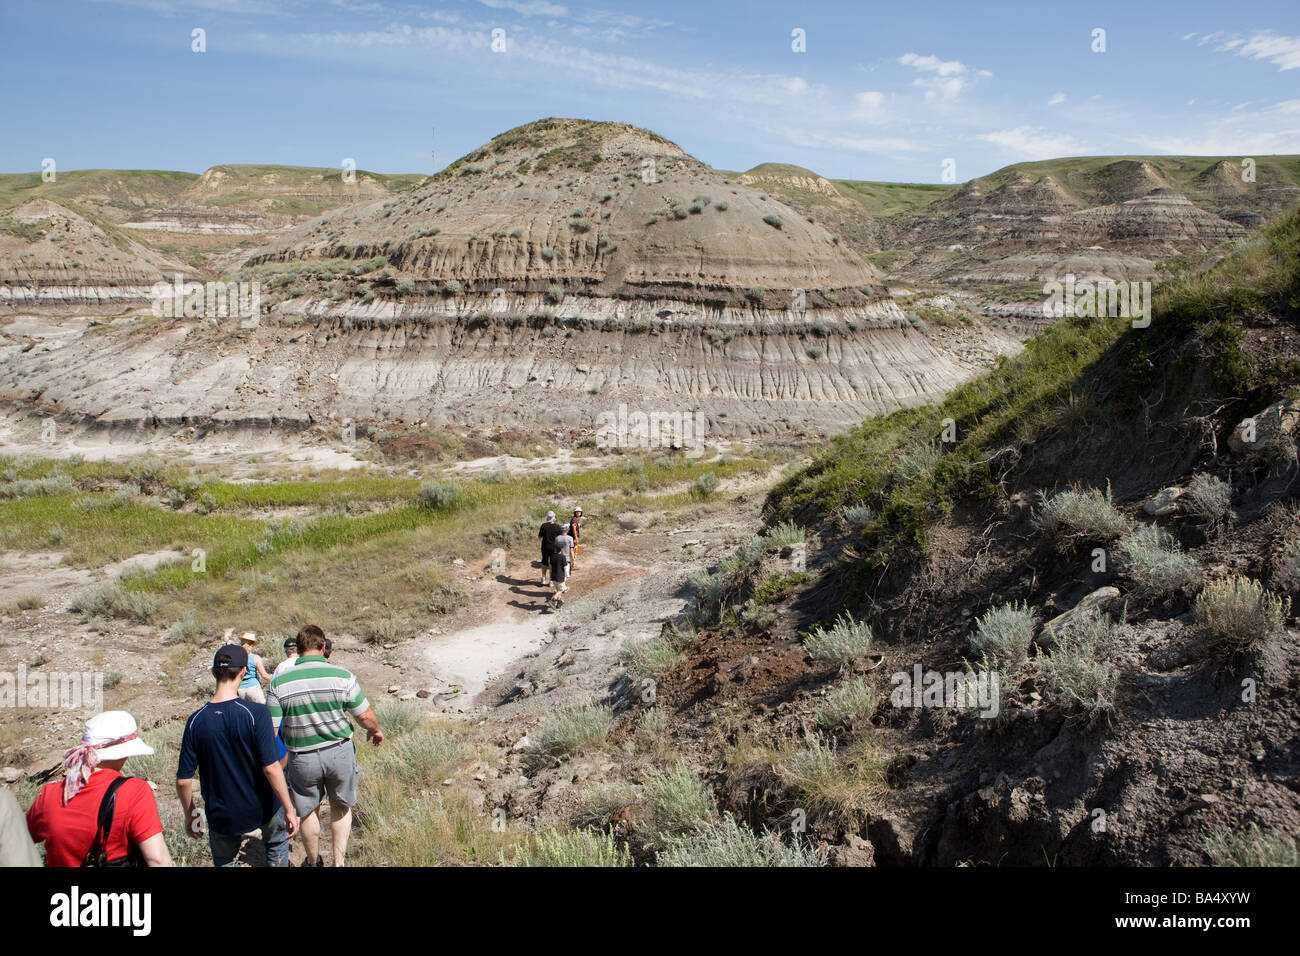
[62,711,154,803]
[81,711,154,760]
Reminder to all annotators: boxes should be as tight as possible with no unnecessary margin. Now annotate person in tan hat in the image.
[25,711,171,867]
[233,630,273,704]
[566,507,582,573]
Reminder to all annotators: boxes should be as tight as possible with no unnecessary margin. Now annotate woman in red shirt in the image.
[26,711,171,867]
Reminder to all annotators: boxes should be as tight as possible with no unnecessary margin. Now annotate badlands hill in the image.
[1,119,1009,441]
[4,123,1297,443]
[0,165,423,297]
[741,154,1300,288]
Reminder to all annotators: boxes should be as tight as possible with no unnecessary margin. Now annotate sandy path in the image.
[420,542,649,708]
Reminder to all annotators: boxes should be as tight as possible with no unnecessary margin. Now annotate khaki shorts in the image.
[238,684,266,704]
[286,738,360,815]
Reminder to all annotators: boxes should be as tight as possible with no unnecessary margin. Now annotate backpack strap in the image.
[84,776,133,867]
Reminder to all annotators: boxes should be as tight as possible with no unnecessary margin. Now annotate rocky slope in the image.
[639,207,1300,865]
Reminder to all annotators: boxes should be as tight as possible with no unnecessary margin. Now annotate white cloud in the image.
[1224,31,1300,71]
[782,77,810,95]
[980,126,1088,160]
[854,90,888,122]
[1048,92,1066,106]
[898,52,967,76]
[1190,29,1300,70]
[897,51,989,101]
[1131,98,1300,154]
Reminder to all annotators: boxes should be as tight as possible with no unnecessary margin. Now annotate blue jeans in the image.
[208,805,289,867]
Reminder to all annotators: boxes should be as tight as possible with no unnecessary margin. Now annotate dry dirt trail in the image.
[410,538,654,712]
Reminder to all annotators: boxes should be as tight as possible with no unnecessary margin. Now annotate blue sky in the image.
[2,0,1298,183]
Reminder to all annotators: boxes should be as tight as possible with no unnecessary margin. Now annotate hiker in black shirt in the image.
[538,510,563,587]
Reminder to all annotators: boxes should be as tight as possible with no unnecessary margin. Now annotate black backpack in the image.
[83,776,146,868]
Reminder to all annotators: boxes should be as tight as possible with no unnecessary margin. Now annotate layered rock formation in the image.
[0,119,1024,440]
[1,298,1012,440]
[0,199,188,297]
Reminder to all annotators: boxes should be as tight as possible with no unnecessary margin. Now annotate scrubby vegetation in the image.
[1120,524,1201,598]
[970,602,1034,666]
[1194,575,1289,655]
[803,613,873,668]
[1034,485,1127,542]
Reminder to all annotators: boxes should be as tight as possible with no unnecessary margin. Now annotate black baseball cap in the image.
[213,644,248,669]
[283,637,298,650]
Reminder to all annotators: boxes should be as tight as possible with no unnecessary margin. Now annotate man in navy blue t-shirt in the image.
[177,644,299,866]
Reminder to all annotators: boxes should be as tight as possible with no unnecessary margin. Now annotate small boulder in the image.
[1036,586,1121,649]
[1143,487,1184,517]
[1228,399,1300,462]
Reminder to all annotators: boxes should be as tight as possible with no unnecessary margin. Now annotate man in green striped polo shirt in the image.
[268,624,383,867]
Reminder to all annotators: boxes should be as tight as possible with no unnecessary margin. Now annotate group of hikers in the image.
[3,624,381,867]
[538,507,581,608]
[0,508,595,866]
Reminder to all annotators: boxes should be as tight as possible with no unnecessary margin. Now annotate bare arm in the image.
[261,762,299,837]
[354,706,383,746]
[256,658,273,683]
[139,832,172,867]
[176,778,203,839]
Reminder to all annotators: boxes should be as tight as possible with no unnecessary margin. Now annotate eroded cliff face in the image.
[0,118,972,442]
[0,200,189,290]
[0,291,1022,441]
[251,119,886,303]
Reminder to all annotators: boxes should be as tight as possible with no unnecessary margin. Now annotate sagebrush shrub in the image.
[416,481,459,510]
[971,602,1035,665]
[532,704,613,758]
[815,677,880,728]
[645,762,716,837]
[804,613,874,668]
[691,472,719,499]
[1040,609,1122,719]
[658,813,824,867]
[1187,473,1233,526]
[1121,524,1202,597]
[1035,484,1127,541]
[842,503,876,530]
[764,521,805,548]
[1194,575,1289,653]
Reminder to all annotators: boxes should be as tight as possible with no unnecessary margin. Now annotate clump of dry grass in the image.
[1195,575,1290,656]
